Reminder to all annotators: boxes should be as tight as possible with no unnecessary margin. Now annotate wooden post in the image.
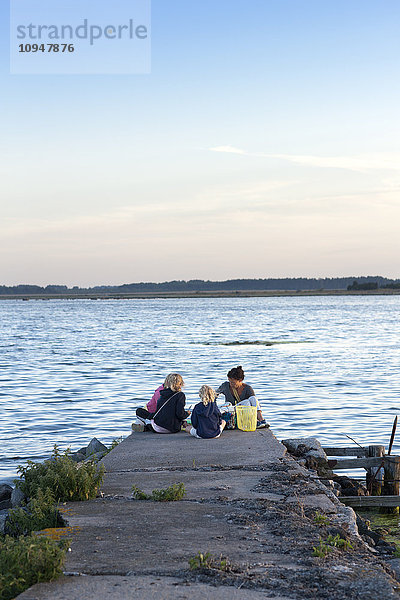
[382,456,400,514]
[383,456,400,493]
[366,445,385,495]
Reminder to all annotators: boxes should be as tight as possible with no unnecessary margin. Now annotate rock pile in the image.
[282,437,399,558]
[282,437,333,477]
[282,437,369,496]
[356,514,398,555]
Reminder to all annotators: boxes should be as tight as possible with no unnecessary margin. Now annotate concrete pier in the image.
[17,429,400,599]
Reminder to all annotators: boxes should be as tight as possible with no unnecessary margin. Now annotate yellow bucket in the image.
[235,405,257,432]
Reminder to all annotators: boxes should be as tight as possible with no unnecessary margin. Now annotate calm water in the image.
[1,296,400,483]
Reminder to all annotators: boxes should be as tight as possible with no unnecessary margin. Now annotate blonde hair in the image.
[199,385,216,406]
[164,373,184,392]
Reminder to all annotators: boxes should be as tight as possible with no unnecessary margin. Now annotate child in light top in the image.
[185,385,226,439]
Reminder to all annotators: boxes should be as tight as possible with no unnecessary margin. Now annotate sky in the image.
[1,0,400,286]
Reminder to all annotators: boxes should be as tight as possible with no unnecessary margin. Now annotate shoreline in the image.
[1,289,400,300]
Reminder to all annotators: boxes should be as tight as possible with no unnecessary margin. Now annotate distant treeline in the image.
[1,276,400,295]
[347,280,400,291]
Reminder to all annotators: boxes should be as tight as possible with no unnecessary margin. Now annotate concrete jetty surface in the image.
[17,430,400,600]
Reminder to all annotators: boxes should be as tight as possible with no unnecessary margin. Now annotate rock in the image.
[84,451,106,463]
[282,438,333,477]
[77,447,87,456]
[307,448,328,462]
[364,530,383,545]
[282,438,325,457]
[356,514,383,545]
[86,438,108,456]
[0,509,8,534]
[0,499,11,510]
[11,486,26,508]
[376,540,397,554]
[356,513,371,533]
[70,452,86,463]
[327,526,349,539]
[321,479,342,497]
[286,493,336,513]
[305,456,333,477]
[388,558,400,580]
[281,438,328,462]
[333,505,360,538]
[320,479,335,489]
[0,483,12,502]
[333,475,368,496]
[362,534,376,547]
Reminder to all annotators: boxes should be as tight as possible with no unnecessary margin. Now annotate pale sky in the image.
[1,0,400,286]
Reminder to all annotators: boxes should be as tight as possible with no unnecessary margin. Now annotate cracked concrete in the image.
[16,575,292,600]
[16,429,400,600]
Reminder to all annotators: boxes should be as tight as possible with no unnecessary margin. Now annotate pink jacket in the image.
[146,385,164,413]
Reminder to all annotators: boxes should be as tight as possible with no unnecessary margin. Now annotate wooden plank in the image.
[323,447,367,457]
[341,495,400,508]
[328,457,384,470]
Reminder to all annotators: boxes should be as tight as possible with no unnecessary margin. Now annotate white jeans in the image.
[190,426,223,439]
[236,396,260,410]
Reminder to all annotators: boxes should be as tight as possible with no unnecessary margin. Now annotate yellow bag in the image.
[235,405,257,432]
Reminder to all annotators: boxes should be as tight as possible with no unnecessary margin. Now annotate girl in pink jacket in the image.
[145,384,164,413]
[136,374,180,423]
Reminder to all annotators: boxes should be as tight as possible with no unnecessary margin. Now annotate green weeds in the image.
[392,544,400,558]
[312,539,333,558]
[312,534,353,557]
[16,445,105,502]
[131,485,149,501]
[0,535,68,600]
[132,482,185,502]
[188,551,229,571]
[6,489,64,537]
[0,444,105,599]
[326,534,353,550]
[313,511,330,526]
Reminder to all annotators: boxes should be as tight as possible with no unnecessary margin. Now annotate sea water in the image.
[1,295,399,483]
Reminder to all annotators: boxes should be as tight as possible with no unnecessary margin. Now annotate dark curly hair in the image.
[227,366,245,381]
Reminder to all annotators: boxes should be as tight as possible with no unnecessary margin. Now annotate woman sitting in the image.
[151,373,189,434]
[185,385,226,439]
[216,366,268,429]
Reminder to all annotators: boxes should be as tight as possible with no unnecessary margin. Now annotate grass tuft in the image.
[313,511,330,526]
[313,534,353,557]
[131,485,149,501]
[188,551,229,571]
[325,533,353,550]
[312,539,333,558]
[132,482,186,502]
